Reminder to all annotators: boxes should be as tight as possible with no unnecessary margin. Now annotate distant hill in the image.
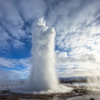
[0,76,100,87]
[59,76,100,83]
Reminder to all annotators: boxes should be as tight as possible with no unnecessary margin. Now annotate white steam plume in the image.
[9,17,72,93]
[27,17,72,93]
[29,18,58,91]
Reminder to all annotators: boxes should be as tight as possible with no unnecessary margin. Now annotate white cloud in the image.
[0,69,20,80]
[0,58,16,68]
[0,0,46,51]
[56,51,68,58]
[56,50,100,77]
[0,0,100,77]
[0,57,31,69]
[50,0,100,77]
[0,57,31,79]
[12,40,25,49]
[17,0,46,21]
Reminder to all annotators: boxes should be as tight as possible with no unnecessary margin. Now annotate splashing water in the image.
[10,18,72,93]
[29,18,58,91]
[27,18,72,93]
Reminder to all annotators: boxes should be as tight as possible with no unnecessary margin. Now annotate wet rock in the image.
[1,90,9,94]
[90,98,94,100]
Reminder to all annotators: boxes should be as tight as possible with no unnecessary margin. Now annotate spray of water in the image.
[27,18,72,93]
[9,18,72,93]
[29,18,58,91]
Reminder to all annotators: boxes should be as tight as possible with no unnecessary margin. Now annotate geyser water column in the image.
[30,18,58,91]
[30,18,72,92]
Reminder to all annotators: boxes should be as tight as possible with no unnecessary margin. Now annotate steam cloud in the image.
[23,18,72,93]
[29,18,58,91]
[8,18,72,93]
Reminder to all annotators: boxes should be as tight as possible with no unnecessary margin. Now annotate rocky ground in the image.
[0,86,92,100]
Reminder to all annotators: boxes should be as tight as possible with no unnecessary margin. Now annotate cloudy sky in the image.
[0,0,100,79]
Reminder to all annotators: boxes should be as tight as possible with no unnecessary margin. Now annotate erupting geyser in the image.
[10,18,72,93]
[29,18,58,91]
[28,18,72,93]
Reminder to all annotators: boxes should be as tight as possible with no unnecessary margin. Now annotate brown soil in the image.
[0,87,90,100]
